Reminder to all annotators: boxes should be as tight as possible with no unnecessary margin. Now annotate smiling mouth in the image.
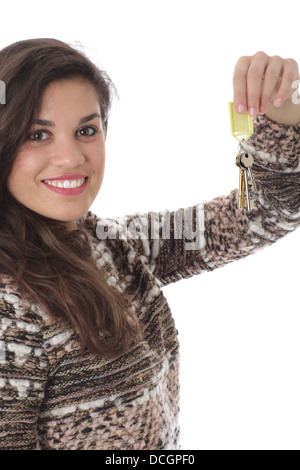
[42,177,88,189]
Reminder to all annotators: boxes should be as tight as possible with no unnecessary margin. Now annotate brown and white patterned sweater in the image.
[0,115,299,450]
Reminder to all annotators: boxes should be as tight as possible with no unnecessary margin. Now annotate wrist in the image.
[265,97,300,126]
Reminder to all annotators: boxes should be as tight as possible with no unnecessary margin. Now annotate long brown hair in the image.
[0,38,142,357]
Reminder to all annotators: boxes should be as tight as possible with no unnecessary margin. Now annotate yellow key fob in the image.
[228,102,253,142]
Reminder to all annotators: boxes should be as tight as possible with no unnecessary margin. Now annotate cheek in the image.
[7,160,40,201]
[8,150,44,187]
[6,160,22,193]
[93,146,106,174]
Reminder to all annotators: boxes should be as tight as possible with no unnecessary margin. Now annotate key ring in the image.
[238,140,246,154]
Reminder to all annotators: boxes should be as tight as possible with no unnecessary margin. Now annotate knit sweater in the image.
[0,115,299,450]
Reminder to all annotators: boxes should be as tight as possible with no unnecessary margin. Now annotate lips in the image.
[42,175,89,196]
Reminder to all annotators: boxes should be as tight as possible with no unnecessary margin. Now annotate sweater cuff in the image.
[241,114,300,173]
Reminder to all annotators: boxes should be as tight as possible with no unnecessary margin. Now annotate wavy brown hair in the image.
[0,38,142,357]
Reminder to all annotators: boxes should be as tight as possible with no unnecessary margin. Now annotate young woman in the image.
[0,39,299,450]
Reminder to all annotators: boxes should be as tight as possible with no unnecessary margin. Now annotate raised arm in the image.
[96,117,299,286]
[95,52,300,287]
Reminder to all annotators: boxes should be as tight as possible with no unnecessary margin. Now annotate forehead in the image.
[37,78,101,115]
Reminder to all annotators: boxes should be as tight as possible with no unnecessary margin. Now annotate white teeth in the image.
[44,178,86,189]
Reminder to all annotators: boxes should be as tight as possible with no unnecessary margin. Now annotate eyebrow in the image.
[32,113,101,127]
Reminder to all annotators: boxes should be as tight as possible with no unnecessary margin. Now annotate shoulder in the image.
[79,209,141,266]
[78,210,159,294]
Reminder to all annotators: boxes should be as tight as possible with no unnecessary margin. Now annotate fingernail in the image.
[274,98,282,107]
[259,105,265,114]
[238,104,245,113]
[249,107,256,117]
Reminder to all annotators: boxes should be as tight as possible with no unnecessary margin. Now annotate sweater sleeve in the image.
[95,114,300,287]
[0,284,49,450]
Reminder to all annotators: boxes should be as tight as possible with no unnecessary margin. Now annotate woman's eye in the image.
[28,130,49,141]
[76,126,98,137]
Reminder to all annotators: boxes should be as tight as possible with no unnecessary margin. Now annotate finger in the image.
[246,52,269,117]
[233,56,250,113]
[272,58,299,107]
[259,56,283,113]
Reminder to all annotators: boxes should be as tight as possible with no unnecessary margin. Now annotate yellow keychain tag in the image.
[228,102,253,142]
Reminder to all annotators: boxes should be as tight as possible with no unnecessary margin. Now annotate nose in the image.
[50,136,85,168]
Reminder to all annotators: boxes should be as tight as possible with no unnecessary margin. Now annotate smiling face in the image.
[7,77,106,229]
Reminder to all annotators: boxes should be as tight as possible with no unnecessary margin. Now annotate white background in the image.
[1,0,299,450]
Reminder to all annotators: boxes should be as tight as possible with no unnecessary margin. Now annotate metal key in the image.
[237,167,247,209]
[238,151,253,169]
[236,153,254,212]
[235,151,257,213]
[238,152,257,191]
[237,167,254,212]
[239,151,258,205]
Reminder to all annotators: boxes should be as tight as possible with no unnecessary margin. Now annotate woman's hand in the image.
[233,51,300,125]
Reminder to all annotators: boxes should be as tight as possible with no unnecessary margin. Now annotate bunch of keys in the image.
[235,147,257,212]
[228,102,258,213]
